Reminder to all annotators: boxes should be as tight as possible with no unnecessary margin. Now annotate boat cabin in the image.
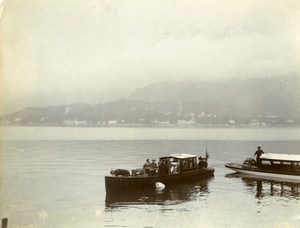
[260,153,300,172]
[159,154,198,174]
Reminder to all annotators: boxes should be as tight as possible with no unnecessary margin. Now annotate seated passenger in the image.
[148,158,158,175]
[158,160,168,176]
[150,158,158,169]
[143,159,151,175]
[167,160,172,174]
[143,159,151,168]
[198,157,208,169]
[170,161,179,174]
[182,160,188,170]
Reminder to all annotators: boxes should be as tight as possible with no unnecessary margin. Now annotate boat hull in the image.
[225,163,300,182]
[105,167,214,194]
[105,177,213,206]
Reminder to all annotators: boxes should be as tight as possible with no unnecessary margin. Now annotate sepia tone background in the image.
[1,1,300,228]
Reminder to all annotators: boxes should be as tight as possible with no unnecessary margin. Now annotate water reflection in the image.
[105,177,213,207]
[226,173,300,199]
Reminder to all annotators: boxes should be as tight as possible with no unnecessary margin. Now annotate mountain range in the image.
[1,76,299,126]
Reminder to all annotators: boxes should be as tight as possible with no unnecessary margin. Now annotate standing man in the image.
[254,146,264,166]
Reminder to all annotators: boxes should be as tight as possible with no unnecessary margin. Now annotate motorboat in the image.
[225,153,300,182]
[105,153,214,194]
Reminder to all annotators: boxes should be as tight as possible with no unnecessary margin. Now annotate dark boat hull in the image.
[105,177,214,207]
[105,167,215,194]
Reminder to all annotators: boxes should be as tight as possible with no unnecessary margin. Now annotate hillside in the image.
[130,77,300,118]
[1,77,299,127]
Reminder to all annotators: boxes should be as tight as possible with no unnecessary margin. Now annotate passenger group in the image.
[140,155,208,176]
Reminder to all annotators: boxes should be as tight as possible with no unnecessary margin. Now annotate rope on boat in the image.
[209,160,245,168]
[209,163,228,167]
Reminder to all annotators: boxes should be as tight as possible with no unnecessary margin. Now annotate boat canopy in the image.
[170,154,197,159]
[260,153,300,162]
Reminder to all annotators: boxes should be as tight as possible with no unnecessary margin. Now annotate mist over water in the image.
[0,127,300,227]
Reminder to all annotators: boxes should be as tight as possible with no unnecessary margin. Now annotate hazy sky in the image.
[0,0,300,115]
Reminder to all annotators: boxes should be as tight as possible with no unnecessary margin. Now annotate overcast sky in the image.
[0,0,300,115]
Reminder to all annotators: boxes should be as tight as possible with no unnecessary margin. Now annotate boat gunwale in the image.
[105,167,215,180]
[225,163,300,177]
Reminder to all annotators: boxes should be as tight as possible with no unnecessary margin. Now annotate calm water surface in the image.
[0,127,300,228]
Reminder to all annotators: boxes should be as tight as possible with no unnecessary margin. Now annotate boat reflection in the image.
[105,177,214,207]
[226,172,300,199]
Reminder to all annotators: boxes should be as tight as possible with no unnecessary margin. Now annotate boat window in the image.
[262,160,271,165]
[188,158,194,168]
[181,159,188,170]
[282,161,292,165]
[180,157,197,171]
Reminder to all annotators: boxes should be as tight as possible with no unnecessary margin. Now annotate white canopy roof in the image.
[260,153,300,162]
[170,153,197,159]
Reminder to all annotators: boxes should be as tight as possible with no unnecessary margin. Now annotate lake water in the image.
[0,127,300,228]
